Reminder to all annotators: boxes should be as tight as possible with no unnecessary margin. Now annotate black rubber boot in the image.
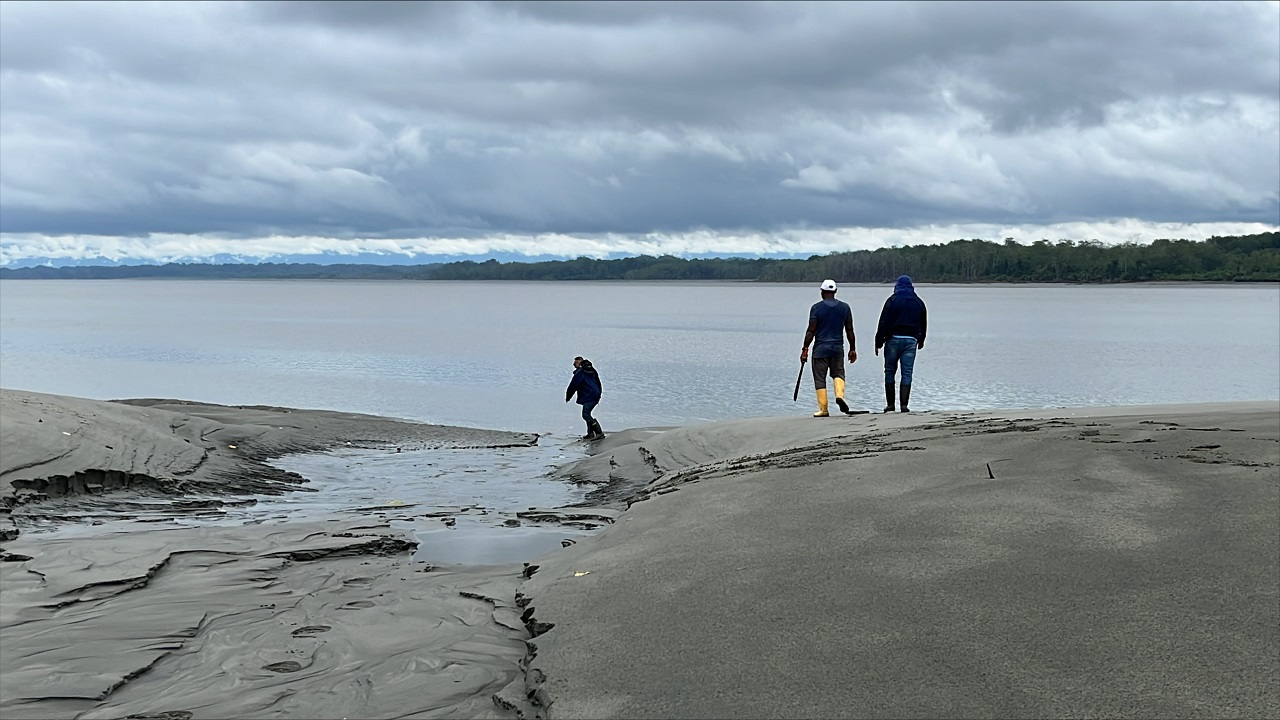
[589,419,605,440]
[900,384,911,413]
[884,383,895,413]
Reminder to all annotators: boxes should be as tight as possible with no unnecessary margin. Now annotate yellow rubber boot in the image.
[813,388,829,417]
[833,378,851,414]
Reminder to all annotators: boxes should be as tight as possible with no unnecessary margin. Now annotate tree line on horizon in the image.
[2,232,1276,283]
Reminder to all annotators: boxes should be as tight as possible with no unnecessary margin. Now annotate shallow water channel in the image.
[270,437,604,565]
[12,434,607,566]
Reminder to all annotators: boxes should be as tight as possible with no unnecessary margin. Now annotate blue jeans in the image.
[883,336,917,385]
[581,401,598,427]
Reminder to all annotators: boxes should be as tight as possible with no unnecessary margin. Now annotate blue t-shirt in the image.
[809,299,852,358]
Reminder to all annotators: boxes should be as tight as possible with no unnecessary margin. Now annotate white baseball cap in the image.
[820,279,837,291]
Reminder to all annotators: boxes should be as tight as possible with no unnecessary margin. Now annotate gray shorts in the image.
[811,354,845,389]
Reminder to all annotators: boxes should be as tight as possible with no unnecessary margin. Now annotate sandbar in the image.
[3,390,1277,719]
[520,403,1280,719]
[0,389,542,719]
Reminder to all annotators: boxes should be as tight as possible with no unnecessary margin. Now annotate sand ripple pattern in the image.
[0,519,531,719]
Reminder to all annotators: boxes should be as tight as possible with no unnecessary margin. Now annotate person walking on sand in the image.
[801,279,858,417]
[875,275,928,413]
[565,356,605,440]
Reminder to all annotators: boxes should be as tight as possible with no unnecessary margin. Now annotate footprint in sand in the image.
[125,712,193,720]
[340,599,376,609]
[291,625,332,637]
[263,660,303,673]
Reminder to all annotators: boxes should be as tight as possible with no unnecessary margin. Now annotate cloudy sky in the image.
[1,0,1277,266]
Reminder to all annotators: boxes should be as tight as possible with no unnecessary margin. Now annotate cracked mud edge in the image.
[624,436,935,508]
[491,576,557,720]
[45,554,175,609]
[5,469,176,509]
[0,463,310,547]
[25,531,421,708]
[448,583,550,719]
[264,535,418,562]
[44,535,417,612]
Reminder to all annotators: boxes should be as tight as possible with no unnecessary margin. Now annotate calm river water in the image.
[3,279,1277,562]
[2,279,1277,435]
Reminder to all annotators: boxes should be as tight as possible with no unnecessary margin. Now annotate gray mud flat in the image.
[0,389,539,543]
[14,390,1275,719]
[519,405,1280,719]
[0,519,535,719]
[266,445,608,567]
[0,389,591,719]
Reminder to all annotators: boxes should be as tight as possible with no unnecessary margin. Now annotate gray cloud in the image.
[1,0,1276,264]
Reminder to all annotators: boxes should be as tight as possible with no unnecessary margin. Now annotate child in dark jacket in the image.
[565,356,605,440]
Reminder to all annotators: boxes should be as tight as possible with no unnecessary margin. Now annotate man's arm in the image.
[801,318,817,361]
[875,298,893,350]
[918,302,927,349]
[844,312,858,363]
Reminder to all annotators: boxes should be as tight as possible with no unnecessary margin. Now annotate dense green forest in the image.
[3,232,1276,282]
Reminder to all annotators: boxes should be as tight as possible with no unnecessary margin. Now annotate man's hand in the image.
[874,345,881,356]
[917,341,924,350]
[848,349,858,363]
[800,347,809,362]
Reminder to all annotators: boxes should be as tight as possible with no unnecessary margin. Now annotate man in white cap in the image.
[800,279,858,416]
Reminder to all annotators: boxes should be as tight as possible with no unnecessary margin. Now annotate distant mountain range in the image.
[2,233,1276,283]
[0,249,814,270]
[0,251,585,269]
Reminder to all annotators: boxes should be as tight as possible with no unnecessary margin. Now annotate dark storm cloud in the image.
[251,0,468,28]
[0,0,1276,264]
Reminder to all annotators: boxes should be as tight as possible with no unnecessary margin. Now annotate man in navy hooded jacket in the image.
[875,276,928,413]
[565,356,605,440]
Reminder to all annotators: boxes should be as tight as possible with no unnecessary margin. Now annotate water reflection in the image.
[411,518,594,566]
[270,438,607,565]
[14,436,607,566]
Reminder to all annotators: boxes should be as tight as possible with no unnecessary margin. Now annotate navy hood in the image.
[894,275,915,295]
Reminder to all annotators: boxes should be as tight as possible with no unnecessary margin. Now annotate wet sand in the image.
[0,389,550,719]
[3,391,1278,718]
[520,403,1280,719]
[1,519,535,719]
[0,390,539,541]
